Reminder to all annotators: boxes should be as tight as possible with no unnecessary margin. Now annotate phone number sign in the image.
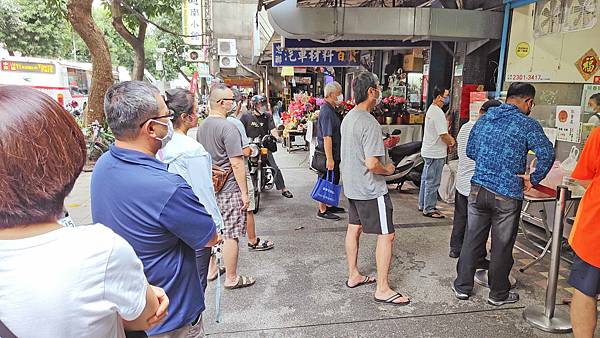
[272,43,361,67]
[505,73,551,82]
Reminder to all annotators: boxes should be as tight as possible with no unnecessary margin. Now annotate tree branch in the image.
[178,68,191,83]
[111,0,140,48]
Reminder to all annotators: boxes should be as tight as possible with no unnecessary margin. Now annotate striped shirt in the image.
[456,121,476,196]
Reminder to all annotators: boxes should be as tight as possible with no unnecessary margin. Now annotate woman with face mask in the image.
[158,88,225,288]
[586,93,600,126]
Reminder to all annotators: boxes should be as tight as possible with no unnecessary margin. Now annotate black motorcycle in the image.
[247,135,276,214]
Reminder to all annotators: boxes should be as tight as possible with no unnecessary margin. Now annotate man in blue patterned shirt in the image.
[452,82,554,306]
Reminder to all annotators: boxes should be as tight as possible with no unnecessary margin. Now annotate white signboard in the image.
[555,106,582,143]
[182,0,203,46]
[581,84,600,114]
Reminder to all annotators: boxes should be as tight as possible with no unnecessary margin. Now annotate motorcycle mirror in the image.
[391,129,402,136]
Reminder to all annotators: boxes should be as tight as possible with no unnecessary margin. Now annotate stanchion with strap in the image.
[522,185,572,333]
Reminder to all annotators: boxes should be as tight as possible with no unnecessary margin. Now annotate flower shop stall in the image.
[281,93,319,152]
[374,95,424,144]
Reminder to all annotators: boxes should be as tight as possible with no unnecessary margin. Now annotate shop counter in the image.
[380,124,423,144]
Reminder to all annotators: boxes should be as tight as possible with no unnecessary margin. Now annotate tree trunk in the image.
[67,0,113,125]
[111,0,147,81]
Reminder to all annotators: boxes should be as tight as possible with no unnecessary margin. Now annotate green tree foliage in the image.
[3,0,192,82]
[0,0,71,57]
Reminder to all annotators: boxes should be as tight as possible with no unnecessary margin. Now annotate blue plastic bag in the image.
[311,170,341,207]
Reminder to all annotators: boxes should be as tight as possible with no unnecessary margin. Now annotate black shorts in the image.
[568,253,600,297]
[348,194,394,235]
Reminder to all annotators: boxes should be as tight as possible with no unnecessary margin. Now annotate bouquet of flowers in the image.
[374,95,407,124]
[281,92,319,131]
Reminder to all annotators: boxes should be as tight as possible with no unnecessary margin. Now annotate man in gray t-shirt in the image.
[340,108,388,200]
[196,84,255,290]
[340,71,410,306]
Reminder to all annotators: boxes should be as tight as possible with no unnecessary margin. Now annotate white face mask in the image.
[336,94,344,104]
[258,106,267,114]
[152,119,174,148]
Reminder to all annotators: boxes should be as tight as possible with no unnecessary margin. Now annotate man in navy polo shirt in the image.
[315,81,345,221]
[91,81,219,337]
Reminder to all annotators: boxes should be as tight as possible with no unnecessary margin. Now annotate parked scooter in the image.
[247,135,276,214]
[384,130,424,191]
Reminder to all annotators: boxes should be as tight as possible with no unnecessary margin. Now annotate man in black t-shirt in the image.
[240,95,293,198]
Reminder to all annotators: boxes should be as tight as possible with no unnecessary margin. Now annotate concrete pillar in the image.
[426,41,454,109]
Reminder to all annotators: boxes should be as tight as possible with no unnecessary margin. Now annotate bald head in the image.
[208,84,234,116]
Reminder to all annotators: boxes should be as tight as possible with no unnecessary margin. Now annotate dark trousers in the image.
[267,151,286,190]
[450,190,468,252]
[454,185,522,300]
[451,190,489,268]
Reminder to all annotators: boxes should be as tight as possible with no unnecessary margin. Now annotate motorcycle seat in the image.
[389,141,422,162]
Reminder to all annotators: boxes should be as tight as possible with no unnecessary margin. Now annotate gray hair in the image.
[352,72,379,105]
[104,81,160,140]
[324,81,342,98]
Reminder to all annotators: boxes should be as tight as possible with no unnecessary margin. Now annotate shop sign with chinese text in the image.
[182,0,203,46]
[272,43,361,67]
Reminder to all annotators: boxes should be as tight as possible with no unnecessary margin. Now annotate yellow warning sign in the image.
[516,42,530,58]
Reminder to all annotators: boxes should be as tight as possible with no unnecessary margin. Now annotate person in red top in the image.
[568,127,600,338]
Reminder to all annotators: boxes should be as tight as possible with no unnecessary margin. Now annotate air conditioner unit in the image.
[219,56,237,69]
[186,49,206,62]
[218,39,237,56]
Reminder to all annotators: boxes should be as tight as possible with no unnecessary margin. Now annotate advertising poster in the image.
[555,106,582,143]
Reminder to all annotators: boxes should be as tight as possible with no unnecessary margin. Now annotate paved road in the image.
[66,149,592,337]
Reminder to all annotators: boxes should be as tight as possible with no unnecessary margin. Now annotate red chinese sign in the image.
[575,49,599,81]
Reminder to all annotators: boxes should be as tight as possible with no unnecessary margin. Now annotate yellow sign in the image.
[575,48,599,81]
[281,66,294,77]
[1,60,55,74]
[516,42,530,58]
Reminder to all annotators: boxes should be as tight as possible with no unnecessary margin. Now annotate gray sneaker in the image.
[451,284,470,300]
[488,291,520,306]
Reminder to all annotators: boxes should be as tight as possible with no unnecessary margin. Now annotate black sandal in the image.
[346,276,376,288]
[282,191,294,198]
[424,211,445,219]
[374,292,411,306]
[248,237,274,251]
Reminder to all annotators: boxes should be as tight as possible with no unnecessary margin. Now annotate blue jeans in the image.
[418,157,445,214]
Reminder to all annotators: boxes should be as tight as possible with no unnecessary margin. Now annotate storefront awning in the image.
[267,1,504,42]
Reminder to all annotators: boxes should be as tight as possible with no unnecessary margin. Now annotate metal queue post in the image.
[523,185,572,333]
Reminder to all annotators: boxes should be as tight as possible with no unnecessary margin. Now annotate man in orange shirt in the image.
[569,127,600,338]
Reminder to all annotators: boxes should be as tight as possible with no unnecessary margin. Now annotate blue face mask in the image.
[443,96,450,106]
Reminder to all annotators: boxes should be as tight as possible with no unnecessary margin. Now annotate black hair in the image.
[432,86,447,99]
[507,82,536,99]
[481,99,502,112]
[165,88,195,127]
[590,93,600,106]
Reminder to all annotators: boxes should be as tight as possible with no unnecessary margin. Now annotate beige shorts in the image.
[246,172,256,212]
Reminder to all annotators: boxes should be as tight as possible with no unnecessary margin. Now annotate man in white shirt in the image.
[450,99,502,259]
[419,88,455,218]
